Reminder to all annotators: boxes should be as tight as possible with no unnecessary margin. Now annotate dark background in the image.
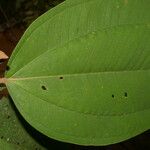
[0,0,150,149]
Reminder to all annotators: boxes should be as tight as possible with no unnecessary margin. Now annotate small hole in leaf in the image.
[112,94,115,98]
[6,66,10,71]
[124,92,128,97]
[41,85,47,90]
[59,76,63,80]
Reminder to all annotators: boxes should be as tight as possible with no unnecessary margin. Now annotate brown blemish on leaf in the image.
[147,24,150,28]
[124,0,128,5]
[0,51,9,60]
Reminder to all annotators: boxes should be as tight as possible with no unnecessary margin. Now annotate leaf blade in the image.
[5,0,150,146]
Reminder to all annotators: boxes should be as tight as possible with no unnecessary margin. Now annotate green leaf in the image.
[0,97,45,149]
[0,139,19,150]
[4,0,150,146]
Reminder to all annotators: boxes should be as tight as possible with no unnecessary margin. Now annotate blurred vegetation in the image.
[0,97,45,149]
[0,0,64,31]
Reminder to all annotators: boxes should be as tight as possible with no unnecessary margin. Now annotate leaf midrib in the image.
[7,69,150,81]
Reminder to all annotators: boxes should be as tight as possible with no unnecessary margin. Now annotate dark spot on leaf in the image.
[6,65,10,71]
[17,142,20,145]
[124,92,128,97]
[112,94,115,98]
[59,76,63,80]
[7,115,10,119]
[1,136,4,139]
[41,85,47,90]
